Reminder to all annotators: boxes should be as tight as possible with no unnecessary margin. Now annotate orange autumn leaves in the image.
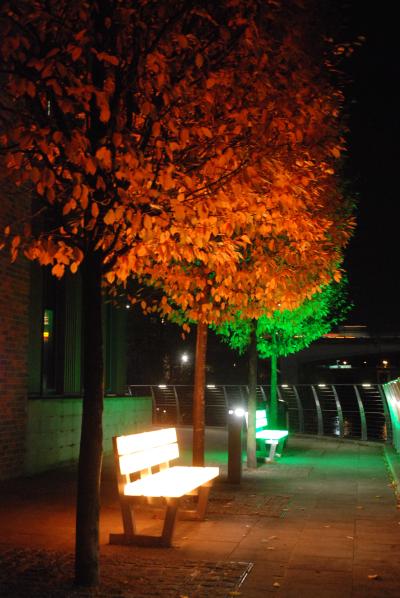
[0,0,353,318]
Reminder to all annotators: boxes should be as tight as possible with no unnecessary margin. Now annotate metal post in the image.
[332,385,344,437]
[227,409,244,484]
[223,386,229,427]
[354,385,368,441]
[173,385,181,425]
[311,385,324,436]
[378,384,392,442]
[292,386,305,433]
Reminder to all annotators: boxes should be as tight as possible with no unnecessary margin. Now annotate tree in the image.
[140,3,355,466]
[217,281,350,456]
[257,281,351,427]
[0,0,354,585]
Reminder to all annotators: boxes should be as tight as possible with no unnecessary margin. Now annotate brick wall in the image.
[0,185,30,479]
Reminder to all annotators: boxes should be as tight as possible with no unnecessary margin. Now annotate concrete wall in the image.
[25,396,152,475]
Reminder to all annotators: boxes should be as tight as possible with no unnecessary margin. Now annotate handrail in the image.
[127,383,390,443]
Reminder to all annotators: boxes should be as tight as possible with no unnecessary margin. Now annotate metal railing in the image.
[127,383,391,443]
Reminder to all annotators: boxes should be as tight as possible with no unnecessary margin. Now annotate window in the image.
[41,270,65,394]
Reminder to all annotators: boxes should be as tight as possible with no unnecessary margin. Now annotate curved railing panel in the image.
[127,383,391,443]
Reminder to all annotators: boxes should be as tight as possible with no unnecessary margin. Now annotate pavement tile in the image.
[231,546,293,563]
[291,539,354,559]
[2,432,400,597]
[174,538,239,559]
[301,525,355,536]
[281,584,352,598]
[280,569,354,598]
[284,567,353,585]
[288,554,354,572]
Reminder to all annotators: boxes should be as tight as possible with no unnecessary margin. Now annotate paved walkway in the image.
[1,429,400,597]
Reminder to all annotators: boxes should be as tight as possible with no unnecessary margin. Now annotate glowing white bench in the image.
[245,409,288,462]
[109,427,219,547]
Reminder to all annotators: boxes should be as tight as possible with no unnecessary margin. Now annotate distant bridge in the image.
[280,335,400,383]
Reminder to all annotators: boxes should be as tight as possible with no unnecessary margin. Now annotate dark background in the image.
[126,1,400,385]
[341,0,400,332]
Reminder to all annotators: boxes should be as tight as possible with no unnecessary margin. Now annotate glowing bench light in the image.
[117,428,180,475]
[124,466,219,498]
[255,429,289,441]
[255,409,268,430]
[244,408,268,428]
[110,427,220,548]
[244,409,289,462]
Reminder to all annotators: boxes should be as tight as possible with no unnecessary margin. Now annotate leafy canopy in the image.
[216,280,351,357]
[0,0,353,325]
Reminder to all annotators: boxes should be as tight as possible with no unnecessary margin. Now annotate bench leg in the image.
[120,498,135,537]
[275,437,286,457]
[179,483,212,521]
[265,441,278,462]
[196,484,211,519]
[109,498,180,548]
[161,498,179,546]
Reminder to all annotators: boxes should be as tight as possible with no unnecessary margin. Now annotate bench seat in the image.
[124,465,219,497]
[256,429,288,441]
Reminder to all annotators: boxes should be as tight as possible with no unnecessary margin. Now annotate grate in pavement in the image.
[0,546,253,598]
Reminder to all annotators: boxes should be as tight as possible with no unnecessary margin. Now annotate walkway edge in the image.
[384,444,400,500]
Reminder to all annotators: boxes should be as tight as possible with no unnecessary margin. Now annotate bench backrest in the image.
[244,408,268,430]
[114,427,179,478]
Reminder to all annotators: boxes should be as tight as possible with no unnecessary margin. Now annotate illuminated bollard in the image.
[228,408,245,484]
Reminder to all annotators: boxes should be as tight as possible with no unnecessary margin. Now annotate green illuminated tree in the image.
[217,280,350,460]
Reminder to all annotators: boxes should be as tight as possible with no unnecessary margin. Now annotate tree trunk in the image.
[74,252,104,586]
[269,351,278,429]
[192,321,208,466]
[247,324,258,468]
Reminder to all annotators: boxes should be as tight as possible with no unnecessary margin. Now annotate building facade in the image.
[0,189,151,480]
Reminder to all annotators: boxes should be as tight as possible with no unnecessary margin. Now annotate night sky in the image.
[341,1,400,333]
[128,2,400,384]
